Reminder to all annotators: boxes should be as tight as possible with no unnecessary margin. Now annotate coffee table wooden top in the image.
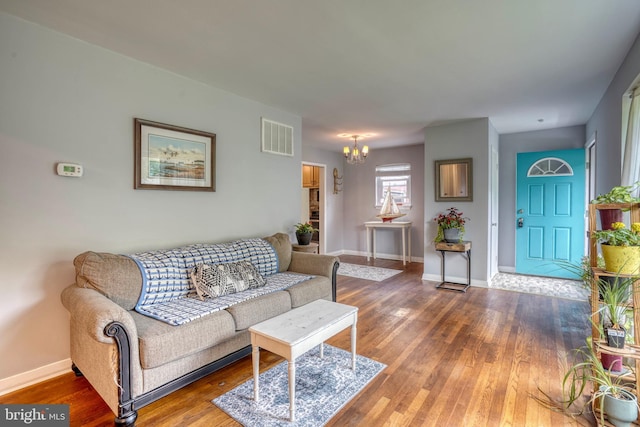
[249,299,358,347]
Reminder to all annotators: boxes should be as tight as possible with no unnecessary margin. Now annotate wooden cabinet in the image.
[302,165,320,188]
[588,202,640,419]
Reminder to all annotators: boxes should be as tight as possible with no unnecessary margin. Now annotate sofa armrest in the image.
[61,285,139,345]
[288,252,338,277]
[288,252,340,301]
[61,285,143,422]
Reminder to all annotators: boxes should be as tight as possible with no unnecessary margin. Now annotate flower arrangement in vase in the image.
[592,222,640,275]
[433,207,469,243]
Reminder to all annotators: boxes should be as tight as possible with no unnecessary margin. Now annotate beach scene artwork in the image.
[147,134,206,181]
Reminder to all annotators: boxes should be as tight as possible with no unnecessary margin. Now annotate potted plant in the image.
[592,222,640,275]
[537,338,638,426]
[433,207,469,243]
[294,222,317,245]
[594,276,633,349]
[591,182,640,230]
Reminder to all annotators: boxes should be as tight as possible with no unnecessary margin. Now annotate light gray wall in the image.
[497,126,585,269]
[301,145,345,254]
[423,119,490,285]
[342,144,425,260]
[0,13,302,382]
[587,31,640,194]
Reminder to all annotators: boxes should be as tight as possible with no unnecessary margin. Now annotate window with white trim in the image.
[375,163,411,208]
[527,157,573,177]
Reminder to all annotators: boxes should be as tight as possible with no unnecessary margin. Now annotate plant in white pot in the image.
[537,338,638,426]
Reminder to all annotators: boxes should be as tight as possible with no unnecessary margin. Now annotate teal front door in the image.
[515,149,585,279]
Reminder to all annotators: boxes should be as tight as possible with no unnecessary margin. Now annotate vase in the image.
[601,245,640,275]
[296,232,312,245]
[603,388,638,427]
[599,208,624,230]
[601,353,624,372]
[443,228,460,243]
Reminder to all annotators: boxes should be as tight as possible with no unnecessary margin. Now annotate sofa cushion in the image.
[130,309,237,369]
[263,233,292,273]
[226,291,292,331]
[286,275,332,308]
[191,261,266,300]
[74,251,142,310]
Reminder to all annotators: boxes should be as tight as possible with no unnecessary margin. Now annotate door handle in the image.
[517,218,524,228]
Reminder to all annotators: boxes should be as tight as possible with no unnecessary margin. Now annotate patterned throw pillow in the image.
[190,261,266,300]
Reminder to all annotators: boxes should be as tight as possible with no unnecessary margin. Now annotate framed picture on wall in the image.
[134,118,216,191]
[434,158,473,201]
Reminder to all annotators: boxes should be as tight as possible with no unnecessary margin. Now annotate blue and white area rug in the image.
[337,263,402,282]
[213,345,386,426]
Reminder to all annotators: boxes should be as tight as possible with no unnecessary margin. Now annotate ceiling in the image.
[2,1,640,152]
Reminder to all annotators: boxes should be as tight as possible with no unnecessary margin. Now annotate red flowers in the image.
[433,207,468,229]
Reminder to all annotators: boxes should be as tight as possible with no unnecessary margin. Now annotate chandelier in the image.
[343,135,369,165]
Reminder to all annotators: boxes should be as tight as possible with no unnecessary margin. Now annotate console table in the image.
[435,241,471,292]
[364,221,412,266]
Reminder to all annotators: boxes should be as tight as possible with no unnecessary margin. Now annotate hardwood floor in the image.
[1,255,595,426]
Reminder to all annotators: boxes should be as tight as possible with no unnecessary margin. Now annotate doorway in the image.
[515,149,585,279]
[301,162,326,254]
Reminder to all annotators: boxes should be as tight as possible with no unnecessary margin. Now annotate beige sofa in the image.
[60,233,339,425]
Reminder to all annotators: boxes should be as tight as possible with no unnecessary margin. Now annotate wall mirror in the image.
[434,158,473,202]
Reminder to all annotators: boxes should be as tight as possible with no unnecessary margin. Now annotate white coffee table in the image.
[249,299,358,422]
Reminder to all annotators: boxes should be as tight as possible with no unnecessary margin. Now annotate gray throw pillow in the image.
[190,261,266,300]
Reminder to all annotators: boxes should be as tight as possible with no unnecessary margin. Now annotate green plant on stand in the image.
[591,182,640,205]
[294,222,318,246]
[594,276,633,349]
[592,222,640,275]
[433,207,468,243]
[591,182,640,230]
[536,337,638,426]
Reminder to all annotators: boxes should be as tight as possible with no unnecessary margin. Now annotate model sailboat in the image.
[376,189,406,222]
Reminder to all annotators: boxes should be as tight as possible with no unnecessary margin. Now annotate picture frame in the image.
[434,158,473,202]
[134,118,216,191]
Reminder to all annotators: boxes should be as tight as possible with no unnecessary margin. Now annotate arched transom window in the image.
[527,157,574,177]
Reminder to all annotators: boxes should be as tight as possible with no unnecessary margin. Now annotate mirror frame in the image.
[434,158,473,202]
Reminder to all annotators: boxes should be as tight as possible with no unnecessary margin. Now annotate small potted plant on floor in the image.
[433,207,469,243]
[537,338,638,426]
[294,222,317,245]
[592,222,640,275]
[591,182,640,230]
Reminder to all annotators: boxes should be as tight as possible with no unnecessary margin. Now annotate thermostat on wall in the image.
[56,162,83,177]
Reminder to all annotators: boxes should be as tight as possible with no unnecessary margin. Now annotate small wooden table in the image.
[435,241,472,292]
[249,300,358,422]
[291,242,319,254]
[364,220,412,265]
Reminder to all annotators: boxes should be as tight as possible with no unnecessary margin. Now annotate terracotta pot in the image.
[602,245,640,275]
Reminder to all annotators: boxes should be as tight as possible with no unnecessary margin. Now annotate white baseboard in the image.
[0,358,71,396]
[499,266,516,273]
[337,249,424,263]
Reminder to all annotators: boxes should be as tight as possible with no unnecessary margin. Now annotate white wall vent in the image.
[261,118,294,157]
